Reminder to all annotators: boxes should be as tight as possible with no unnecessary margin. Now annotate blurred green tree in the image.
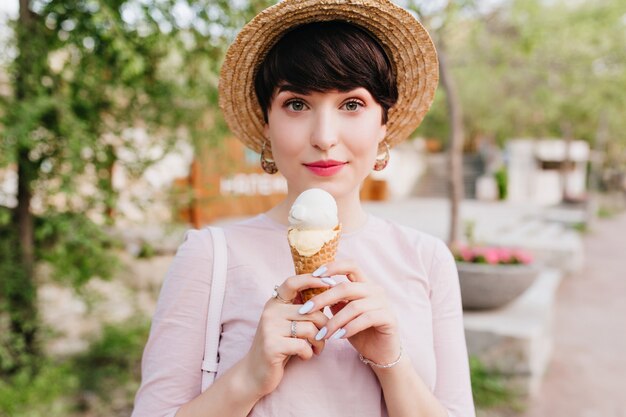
[408,0,626,242]
[406,0,478,246]
[452,0,626,147]
[0,0,273,372]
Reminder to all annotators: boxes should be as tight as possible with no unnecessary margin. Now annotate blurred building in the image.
[173,139,287,227]
[507,139,590,206]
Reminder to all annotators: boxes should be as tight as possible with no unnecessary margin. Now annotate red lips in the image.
[305,160,345,168]
[303,160,347,177]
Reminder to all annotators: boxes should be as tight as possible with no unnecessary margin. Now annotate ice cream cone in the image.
[290,225,341,303]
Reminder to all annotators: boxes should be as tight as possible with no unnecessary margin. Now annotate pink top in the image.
[132,214,476,417]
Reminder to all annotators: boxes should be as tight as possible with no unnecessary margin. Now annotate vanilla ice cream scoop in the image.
[288,189,340,257]
[288,188,338,230]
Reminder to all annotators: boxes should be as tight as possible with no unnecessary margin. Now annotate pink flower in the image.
[483,248,500,265]
[455,245,534,265]
[460,247,474,262]
[514,250,533,264]
[497,248,512,263]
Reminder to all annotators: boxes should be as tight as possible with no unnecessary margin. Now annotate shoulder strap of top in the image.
[200,226,227,392]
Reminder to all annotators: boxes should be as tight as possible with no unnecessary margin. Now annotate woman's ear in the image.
[378,125,387,144]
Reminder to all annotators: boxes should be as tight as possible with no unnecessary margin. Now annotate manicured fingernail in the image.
[298,300,314,314]
[329,328,346,340]
[312,265,327,277]
[320,277,336,286]
[315,327,328,341]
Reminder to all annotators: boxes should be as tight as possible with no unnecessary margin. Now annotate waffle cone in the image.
[290,225,341,303]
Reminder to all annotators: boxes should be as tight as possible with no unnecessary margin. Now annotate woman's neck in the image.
[264,189,368,233]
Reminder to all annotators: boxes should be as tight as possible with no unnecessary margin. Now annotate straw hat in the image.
[219,0,439,154]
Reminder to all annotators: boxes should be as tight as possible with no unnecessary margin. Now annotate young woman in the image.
[133,1,475,416]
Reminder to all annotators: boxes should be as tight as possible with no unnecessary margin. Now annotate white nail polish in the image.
[312,265,327,277]
[320,277,336,286]
[315,327,328,341]
[330,328,346,340]
[298,300,314,314]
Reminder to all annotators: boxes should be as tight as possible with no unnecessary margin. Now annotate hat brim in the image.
[219,0,439,154]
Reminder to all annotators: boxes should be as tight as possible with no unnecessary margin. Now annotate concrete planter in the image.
[456,262,540,310]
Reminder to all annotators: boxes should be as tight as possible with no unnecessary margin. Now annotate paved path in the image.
[519,213,626,417]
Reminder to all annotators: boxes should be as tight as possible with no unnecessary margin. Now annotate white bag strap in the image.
[200,226,227,392]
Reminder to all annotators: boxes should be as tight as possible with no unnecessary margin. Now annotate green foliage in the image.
[1,0,284,217]
[0,210,39,373]
[0,360,78,417]
[469,356,519,409]
[408,0,626,151]
[73,319,149,404]
[35,211,120,287]
[137,241,156,259]
[0,0,275,374]
[0,306,33,375]
[0,319,150,417]
[597,205,616,219]
[415,89,450,144]
[0,208,121,370]
[456,0,626,145]
[572,222,588,233]
[463,219,477,245]
[494,166,508,200]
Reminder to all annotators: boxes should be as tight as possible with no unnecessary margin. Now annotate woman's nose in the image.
[309,109,339,150]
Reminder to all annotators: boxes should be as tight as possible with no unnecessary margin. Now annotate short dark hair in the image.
[254,21,398,125]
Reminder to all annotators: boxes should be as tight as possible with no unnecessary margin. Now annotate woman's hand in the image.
[243,275,330,398]
[298,260,401,367]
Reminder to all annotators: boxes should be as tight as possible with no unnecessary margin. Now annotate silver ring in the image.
[272,285,294,304]
[290,321,297,338]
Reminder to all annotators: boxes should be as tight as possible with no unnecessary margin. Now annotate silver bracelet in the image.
[359,346,403,369]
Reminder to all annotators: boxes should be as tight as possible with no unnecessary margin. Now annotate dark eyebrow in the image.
[278,84,296,93]
[277,83,310,95]
[276,84,366,96]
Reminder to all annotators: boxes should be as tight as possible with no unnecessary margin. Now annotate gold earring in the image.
[373,141,390,171]
[260,141,278,174]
